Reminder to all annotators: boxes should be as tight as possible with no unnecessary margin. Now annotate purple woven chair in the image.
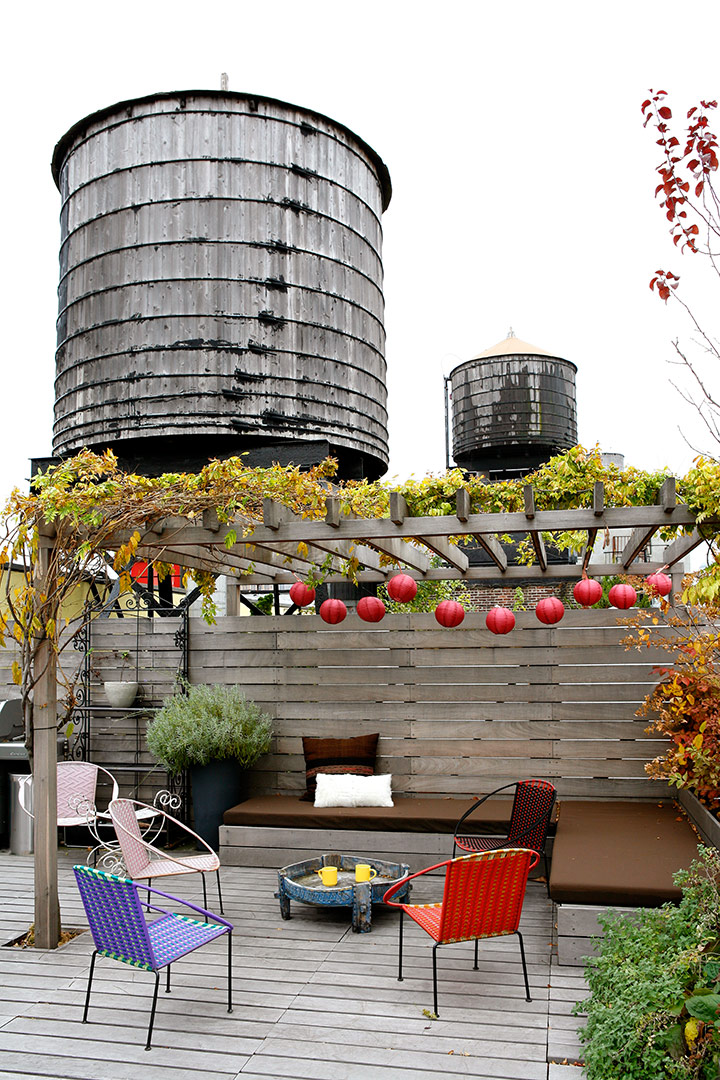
[452,779,557,889]
[73,865,233,1050]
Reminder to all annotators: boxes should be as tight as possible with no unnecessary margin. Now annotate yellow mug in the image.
[317,866,338,887]
[355,864,377,883]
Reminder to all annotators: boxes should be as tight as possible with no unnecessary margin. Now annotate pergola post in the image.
[33,534,60,949]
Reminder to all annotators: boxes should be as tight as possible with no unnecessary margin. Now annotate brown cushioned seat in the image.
[549,800,700,907]
[223,795,519,834]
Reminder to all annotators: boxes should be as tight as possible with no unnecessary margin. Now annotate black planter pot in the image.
[190,759,247,851]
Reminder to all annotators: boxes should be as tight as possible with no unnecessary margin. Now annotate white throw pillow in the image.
[314,772,394,808]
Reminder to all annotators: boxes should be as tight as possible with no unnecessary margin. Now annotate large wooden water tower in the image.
[51,91,392,479]
[449,333,578,479]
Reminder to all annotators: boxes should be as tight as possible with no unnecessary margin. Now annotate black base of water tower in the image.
[39,434,387,484]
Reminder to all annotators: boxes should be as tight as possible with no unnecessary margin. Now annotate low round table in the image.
[276,853,411,933]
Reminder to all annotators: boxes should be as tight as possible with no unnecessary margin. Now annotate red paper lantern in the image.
[608,584,636,610]
[535,597,565,625]
[357,596,386,623]
[485,606,515,635]
[386,573,418,603]
[573,578,603,608]
[435,600,465,628]
[646,572,672,598]
[319,598,347,624]
[289,581,316,608]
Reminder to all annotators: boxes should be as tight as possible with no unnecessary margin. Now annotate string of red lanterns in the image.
[296,572,671,628]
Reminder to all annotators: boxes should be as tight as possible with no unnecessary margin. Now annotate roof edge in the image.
[51,89,392,210]
[450,353,578,377]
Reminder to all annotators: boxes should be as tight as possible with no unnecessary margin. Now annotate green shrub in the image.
[146,682,273,774]
[575,847,720,1079]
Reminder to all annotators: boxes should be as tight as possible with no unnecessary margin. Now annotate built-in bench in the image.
[220,794,527,869]
[220,793,707,968]
[549,800,701,966]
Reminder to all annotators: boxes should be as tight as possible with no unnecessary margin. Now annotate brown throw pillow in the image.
[301,733,379,802]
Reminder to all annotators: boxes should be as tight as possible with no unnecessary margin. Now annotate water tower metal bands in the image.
[51,91,392,479]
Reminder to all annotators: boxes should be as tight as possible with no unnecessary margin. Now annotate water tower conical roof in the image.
[472,334,561,361]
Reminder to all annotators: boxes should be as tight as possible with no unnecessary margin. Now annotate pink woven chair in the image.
[109,798,224,913]
[384,848,539,1016]
[57,762,119,827]
[18,761,120,843]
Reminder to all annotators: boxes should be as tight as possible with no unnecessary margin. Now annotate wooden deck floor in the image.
[0,851,588,1079]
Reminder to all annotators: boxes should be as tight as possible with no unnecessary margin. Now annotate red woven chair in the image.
[452,779,556,887]
[384,848,539,1016]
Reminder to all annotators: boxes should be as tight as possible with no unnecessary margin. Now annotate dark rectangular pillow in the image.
[301,733,379,802]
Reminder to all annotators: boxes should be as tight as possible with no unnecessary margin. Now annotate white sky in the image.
[2,0,719,503]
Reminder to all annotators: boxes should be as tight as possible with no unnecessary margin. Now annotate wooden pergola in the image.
[32,476,709,946]
[115,477,702,591]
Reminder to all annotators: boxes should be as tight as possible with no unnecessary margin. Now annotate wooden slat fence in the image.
[187,608,671,800]
[0,608,675,801]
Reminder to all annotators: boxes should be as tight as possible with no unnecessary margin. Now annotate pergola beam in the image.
[262,498,386,574]
[235,558,672,586]
[523,486,547,571]
[663,528,708,567]
[620,525,659,569]
[33,532,60,951]
[124,503,702,556]
[325,496,431,574]
[619,477,678,568]
[389,491,469,571]
[229,504,702,544]
[466,533,508,572]
[456,485,507,571]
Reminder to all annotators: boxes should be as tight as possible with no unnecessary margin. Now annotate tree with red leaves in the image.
[643,90,720,454]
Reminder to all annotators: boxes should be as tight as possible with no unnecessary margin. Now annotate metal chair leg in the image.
[201,872,208,915]
[516,931,531,1001]
[146,971,161,1051]
[165,965,171,993]
[82,951,98,1022]
[397,909,404,981]
[216,869,224,915]
[473,938,479,970]
[432,944,439,1016]
[227,929,233,1013]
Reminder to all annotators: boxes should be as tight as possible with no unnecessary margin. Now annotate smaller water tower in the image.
[449,333,578,479]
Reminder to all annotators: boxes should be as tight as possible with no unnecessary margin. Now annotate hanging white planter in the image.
[104,682,139,708]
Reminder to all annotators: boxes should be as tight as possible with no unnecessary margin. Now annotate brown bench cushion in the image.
[549,800,700,907]
[223,794,516,834]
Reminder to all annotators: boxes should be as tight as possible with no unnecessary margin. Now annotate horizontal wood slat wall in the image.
[0,608,674,802]
[185,608,670,800]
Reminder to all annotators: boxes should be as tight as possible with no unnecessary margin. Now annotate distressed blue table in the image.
[276,853,411,933]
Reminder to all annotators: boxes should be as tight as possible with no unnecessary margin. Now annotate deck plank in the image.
[0,849,591,1077]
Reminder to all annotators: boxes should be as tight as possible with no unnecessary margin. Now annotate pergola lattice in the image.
[115,478,704,590]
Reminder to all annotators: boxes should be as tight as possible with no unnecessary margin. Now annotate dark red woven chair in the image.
[383,848,539,1016]
[452,779,556,887]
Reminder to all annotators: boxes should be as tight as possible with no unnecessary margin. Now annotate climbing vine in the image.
[1,443,719,752]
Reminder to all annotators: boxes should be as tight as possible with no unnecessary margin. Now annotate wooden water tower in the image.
[449,333,578,479]
[52,91,391,479]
